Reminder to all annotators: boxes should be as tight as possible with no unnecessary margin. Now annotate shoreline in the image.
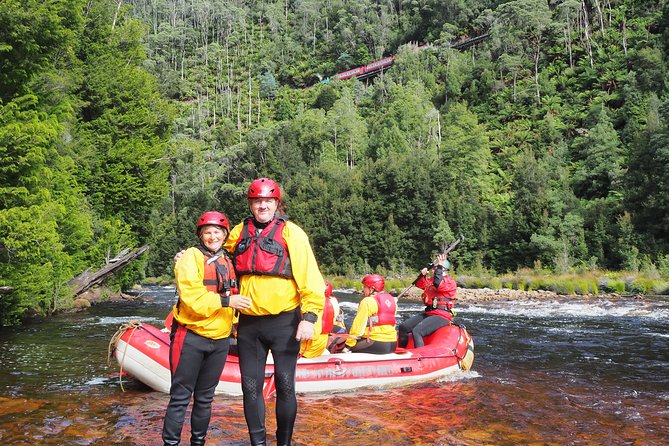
[397,286,650,304]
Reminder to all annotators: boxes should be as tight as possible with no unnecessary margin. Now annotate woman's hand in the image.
[295,320,315,341]
[228,294,252,311]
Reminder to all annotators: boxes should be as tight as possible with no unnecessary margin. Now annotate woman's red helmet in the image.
[248,177,281,200]
[324,280,333,297]
[361,274,385,292]
[196,211,230,235]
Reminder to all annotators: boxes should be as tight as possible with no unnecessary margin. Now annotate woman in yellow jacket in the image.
[343,274,398,354]
[162,211,251,446]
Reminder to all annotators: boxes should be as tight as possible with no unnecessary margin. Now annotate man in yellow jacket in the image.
[224,177,324,446]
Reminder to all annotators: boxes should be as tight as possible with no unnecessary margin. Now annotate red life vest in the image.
[369,291,396,327]
[233,216,294,278]
[422,276,457,310]
[200,246,238,295]
[321,297,335,334]
[176,246,237,316]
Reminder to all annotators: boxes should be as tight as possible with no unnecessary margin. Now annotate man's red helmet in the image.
[324,280,333,298]
[248,177,281,200]
[361,274,385,292]
[196,211,230,235]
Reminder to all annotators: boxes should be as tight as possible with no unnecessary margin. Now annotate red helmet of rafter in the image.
[195,211,230,235]
[248,177,281,200]
[361,274,385,292]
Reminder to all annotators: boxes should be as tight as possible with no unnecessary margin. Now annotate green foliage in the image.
[3,0,669,326]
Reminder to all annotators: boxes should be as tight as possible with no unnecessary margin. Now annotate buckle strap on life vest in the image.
[196,245,236,294]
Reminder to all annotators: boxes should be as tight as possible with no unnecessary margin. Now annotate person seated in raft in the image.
[398,254,456,348]
[300,280,346,357]
[342,274,398,354]
[162,211,251,446]
[324,280,348,353]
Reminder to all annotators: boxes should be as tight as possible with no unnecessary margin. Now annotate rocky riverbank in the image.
[398,286,643,303]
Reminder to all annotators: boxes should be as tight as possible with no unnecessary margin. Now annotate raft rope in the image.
[107,320,143,392]
[453,324,474,370]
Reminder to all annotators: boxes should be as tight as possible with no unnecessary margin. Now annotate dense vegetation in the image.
[1,0,668,325]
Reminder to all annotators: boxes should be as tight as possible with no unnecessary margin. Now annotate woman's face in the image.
[249,197,278,223]
[199,225,227,252]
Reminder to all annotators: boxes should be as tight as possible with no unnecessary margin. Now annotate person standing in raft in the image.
[162,211,252,446]
[224,177,325,446]
[342,274,398,354]
[398,253,456,348]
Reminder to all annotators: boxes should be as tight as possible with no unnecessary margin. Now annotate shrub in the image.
[552,280,576,295]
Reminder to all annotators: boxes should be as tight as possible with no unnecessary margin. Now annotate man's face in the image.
[249,197,278,223]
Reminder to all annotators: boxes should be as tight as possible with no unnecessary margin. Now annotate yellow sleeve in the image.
[174,247,225,318]
[346,297,378,347]
[224,221,243,253]
[284,221,325,318]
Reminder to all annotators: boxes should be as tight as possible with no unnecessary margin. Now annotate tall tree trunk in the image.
[237,84,242,130]
[580,0,594,68]
[593,0,605,37]
[247,73,252,128]
[621,17,627,56]
[112,0,123,31]
[436,110,442,161]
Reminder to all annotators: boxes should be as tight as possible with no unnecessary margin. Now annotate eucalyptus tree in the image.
[325,88,368,168]
[495,0,557,104]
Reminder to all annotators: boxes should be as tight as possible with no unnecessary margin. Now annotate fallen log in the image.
[67,245,150,296]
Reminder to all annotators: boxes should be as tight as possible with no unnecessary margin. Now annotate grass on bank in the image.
[142,264,669,297]
[324,266,669,297]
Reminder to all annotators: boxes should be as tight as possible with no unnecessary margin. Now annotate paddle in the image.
[395,234,465,300]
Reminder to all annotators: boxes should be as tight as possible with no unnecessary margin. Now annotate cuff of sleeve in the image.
[220,294,230,307]
[302,312,318,323]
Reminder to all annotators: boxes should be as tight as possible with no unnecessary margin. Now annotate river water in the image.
[0,286,667,445]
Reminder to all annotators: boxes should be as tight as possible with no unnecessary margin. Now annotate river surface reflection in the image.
[0,286,667,445]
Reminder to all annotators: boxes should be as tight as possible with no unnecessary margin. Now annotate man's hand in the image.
[228,294,252,311]
[174,249,186,263]
[295,320,315,341]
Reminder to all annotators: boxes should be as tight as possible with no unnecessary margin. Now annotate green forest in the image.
[1,0,668,325]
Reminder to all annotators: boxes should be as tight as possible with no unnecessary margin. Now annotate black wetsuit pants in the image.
[237,309,301,446]
[162,324,230,446]
[398,313,450,348]
[350,338,397,354]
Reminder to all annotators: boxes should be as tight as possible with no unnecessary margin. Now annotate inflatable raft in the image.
[109,320,474,396]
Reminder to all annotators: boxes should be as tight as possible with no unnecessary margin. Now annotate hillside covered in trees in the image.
[1,0,668,324]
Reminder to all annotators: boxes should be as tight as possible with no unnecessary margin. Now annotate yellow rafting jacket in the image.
[299,317,328,358]
[172,247,235,340]
[346,295,398,347]
[224,218,325,318]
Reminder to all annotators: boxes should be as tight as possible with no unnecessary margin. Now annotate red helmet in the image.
[361,274,385,292]
[324,280,333,298]
[248,177,281,200]
[196,211,230,235]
